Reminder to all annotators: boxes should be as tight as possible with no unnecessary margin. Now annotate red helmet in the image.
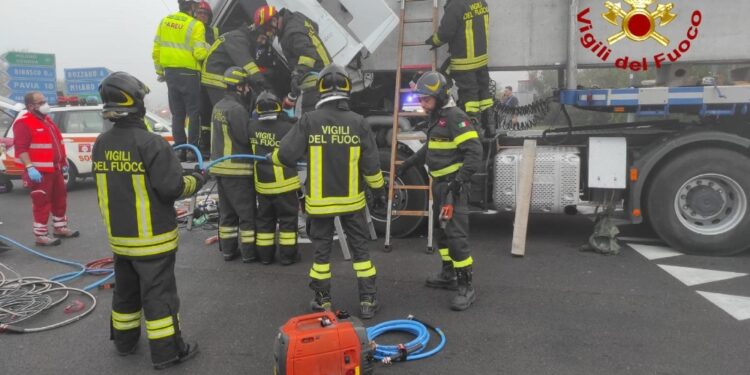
[196,0,212,14]
[253,5,278,27]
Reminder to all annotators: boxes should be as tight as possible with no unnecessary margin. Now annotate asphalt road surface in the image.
[2,179,750,374]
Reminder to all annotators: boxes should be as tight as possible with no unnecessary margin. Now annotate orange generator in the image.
[274,311,374,375]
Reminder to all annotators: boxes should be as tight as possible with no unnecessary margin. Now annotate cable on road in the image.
[0,234,112,334]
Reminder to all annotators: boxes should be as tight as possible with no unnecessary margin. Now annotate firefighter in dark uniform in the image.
[397,72,482,311]
[195,0,221,157]
[201,22,268,106]
[93,72,204,369]
[253,5,332,114]
[273,64,387,319]
[209,67,257,262]
[425,0,493,132]
[249,91,302,265]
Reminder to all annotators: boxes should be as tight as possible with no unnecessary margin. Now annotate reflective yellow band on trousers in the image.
[256,232,275,246]
[112,310,142,331]
[146,316,176,340]
[353,260,376,278]
[310,262,331,280]
[452,256,474,269]
[439,248,451,261]
[279,231,297,245]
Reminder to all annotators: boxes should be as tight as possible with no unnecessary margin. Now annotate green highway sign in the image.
[1,52,56,66]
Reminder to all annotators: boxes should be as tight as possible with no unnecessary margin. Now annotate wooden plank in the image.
[392,210,430,216]
[398,185,430,190]
[511,139,537,257]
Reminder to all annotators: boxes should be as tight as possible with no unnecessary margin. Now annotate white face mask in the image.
[38,103,51,115]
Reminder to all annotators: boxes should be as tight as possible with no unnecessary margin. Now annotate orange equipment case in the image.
[273,311,374,375]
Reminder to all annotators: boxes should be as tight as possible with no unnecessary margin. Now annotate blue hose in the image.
[367,317,447,362]
[172,144,204,169]
[0,234,114,291]
[173,143,306,171]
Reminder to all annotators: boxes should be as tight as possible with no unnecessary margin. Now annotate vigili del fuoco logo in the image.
[577,0,702,71]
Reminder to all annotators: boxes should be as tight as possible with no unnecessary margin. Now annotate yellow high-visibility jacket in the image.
[152,11,208,74]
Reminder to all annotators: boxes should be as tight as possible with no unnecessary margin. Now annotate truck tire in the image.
[64,159,78,190]
[368,149,428,237]
[646,148,750,256]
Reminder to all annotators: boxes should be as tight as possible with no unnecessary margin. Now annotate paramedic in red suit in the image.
[13,91,79,246]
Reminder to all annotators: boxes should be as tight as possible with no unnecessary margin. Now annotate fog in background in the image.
[0,0,177,111]
[0,0,527,113]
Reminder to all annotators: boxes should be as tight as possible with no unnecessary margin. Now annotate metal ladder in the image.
[384,0,439,253]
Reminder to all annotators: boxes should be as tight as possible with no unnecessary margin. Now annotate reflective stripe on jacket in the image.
[92,118,200,259]
[408,103,483,182]
[430,0,489,72]
[209,93,253,176]
[153,11,208,73]
[275,101,384,217]
[278,9,331,75]
[249,117,300,195]
[201,26,262,89]
[13,112,66,172]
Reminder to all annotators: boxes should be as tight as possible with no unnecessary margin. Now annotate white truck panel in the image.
[588,137,626,189]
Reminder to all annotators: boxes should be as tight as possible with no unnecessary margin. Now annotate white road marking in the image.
[658,265,747,286]
[696,292,750,321]
[629,243,683,260]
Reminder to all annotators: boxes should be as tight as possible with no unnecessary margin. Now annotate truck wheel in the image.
[368,149,428,237]
[646,148,750,256]
[64,160,78,190]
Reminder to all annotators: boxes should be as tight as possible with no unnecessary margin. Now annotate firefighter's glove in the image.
[191,172,206,191]
[448,178,464,195]
[373,187,388,210]
[27,166,42,183]
[424,36,438,50]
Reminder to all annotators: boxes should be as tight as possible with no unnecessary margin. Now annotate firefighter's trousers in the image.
[451,67,493,118]
[216,176,256,260]
[256,191,299,264]
[165,68,201,146]
[198,85,213,155]
[308,211,377,299]
[27,170,68,237]
[433,178,473,270]
[110,253,188,365]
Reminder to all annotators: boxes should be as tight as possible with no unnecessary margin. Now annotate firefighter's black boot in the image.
[310,290,332,312]
[359,295,380,320]
[153,341,199,370]
[450,267,476,311]
[425,261,458,290]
